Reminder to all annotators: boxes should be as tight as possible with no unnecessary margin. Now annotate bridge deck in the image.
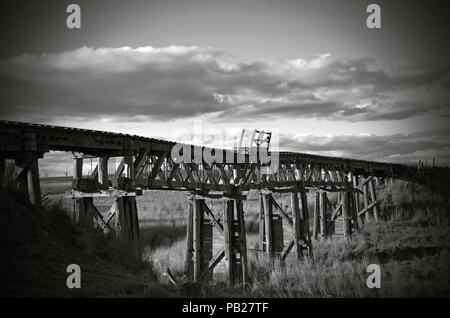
[0,120,435,194]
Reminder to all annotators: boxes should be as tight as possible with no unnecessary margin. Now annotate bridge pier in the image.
[360,177,379,223]
[185,196,248,287]
[259,191,312,261]
[72,194,141,259]
[9,157,42,206]
[115,196,141,259]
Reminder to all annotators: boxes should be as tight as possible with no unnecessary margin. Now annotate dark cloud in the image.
[0,45,449,122]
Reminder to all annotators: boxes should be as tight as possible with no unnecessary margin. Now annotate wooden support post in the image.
[368,178,379,222]
[363,181,371,223]
[352,175,361,230]
[27,157,41,206]
[375,177,380,187]
[235,200,248,286]
[342,190,350,239]
[13,159,29,196]
[73,197,94,229]
[258,192,265,252]
[319,191,327,239]
[124,155,134,179]
[224,200,236,286]
[352,175,360,212]
[192,199,203,282]
[313,190,320,240]
[74,158,83,179]
[291,192,302,259]
[299,190,313,257]
[262,193,274,258]
[188,198,213,283]
[184,202,194,280]
[115,196,141,259]
[98,156,109,189]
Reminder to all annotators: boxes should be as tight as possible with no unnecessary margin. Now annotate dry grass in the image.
[0,187,175,297]
[142,180,450,297]
[33,177,450,297]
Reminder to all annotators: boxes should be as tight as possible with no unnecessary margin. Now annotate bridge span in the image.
[0,120,442,287]
[0,120,419,194]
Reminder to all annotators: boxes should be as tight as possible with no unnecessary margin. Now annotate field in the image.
[1,177,448,297]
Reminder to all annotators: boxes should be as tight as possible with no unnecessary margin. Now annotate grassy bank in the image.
[10,178,450,297]
[143,180,450,297]
[0,188,174,297]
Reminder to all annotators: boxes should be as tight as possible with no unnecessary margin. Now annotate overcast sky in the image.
[0,0,449,175]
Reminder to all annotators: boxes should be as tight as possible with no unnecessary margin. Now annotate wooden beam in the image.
[87,200,112,234]
[352,175,360,214]
[263,194,274,258]
[363,182,370,223]
[74,197,93,229]
[327,201,342,230]
[342,190,350,239]
[358,201,378,216]
[192,198,203,282]
[114,196,140,259]
[280,239,294,262]
[98,157,108,189]
[113,158,124,185]
[258,193,265,252]
[362,176,374,187]
[184,203,194,280]
[291,192,302,259]
[352,175,360,230]
[313,190,320,240]
[148,153,166,183]
[124,154,134,179]
[27,157,41,206]
[319,191,327,239]
[299,190,313,258]
[134,149,149,178]
[201,201,224,235]
[209,247,225,271]
[104,201,117,225]
[218,165,230,185]
[368,178,380,222]
[224,200,235,286]
[271,196,293,226]
[236,200,248,286]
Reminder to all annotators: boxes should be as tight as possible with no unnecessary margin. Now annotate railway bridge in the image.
[0,120,443,287]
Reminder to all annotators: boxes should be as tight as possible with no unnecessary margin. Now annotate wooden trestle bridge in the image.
[0,120,441,287]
